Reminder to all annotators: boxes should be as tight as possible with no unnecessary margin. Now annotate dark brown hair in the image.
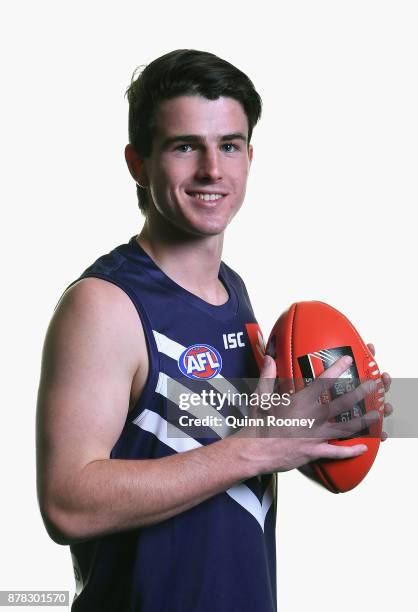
[125,49,262,214]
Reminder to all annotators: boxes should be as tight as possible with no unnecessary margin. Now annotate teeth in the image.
[191,193,224,201]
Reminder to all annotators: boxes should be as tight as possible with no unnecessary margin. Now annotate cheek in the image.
[149,167,185,214]
[232,163,250,193]
[159,165,187,197]
[149,168,176,200]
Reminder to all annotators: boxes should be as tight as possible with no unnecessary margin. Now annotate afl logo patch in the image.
[178,344,223,380]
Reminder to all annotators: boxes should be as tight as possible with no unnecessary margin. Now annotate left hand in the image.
[367,343,393,441]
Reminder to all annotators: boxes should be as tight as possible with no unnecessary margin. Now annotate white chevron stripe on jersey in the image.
[133,408,200,453]
[153,330,185,360]
[132,408,274,531]
[226,478,274,531]
[261,476,275,525]
[152,330,242,396]
[154,371,233,438]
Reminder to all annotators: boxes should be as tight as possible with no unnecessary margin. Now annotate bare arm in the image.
[36,278,256,545]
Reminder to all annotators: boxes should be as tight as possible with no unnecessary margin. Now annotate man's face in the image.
[141,95,253,237]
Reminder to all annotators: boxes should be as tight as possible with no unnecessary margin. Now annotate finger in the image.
[255,355,277,401]
[367,343,376,357]
[307,356,354,401]
[328,379,377,419]
[328,410,380,439]
[381,371,391,393]
[382,402,393,418]
[313,441,369,460]
[381,430,388,442]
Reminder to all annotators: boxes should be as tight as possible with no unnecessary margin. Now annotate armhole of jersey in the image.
[77,272,161,423]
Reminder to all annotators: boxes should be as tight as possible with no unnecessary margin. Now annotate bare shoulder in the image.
[37,276,149,488]
[47,277,147,378]
[40,276,149,425]
[36,276,149,535]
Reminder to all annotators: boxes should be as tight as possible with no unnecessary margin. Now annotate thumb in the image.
[257,355,277,397]
[260,354,276,376]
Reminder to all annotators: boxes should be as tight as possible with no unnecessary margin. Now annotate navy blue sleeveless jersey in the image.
[67,236,277,612]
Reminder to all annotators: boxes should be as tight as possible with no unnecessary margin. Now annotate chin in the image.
[187,215,231,237]
[184,222,227,238]
[171,208,231,237]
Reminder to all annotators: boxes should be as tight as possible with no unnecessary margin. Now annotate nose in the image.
[195,147,222,182]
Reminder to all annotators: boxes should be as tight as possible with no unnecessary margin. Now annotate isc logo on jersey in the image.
[178,344,223,380]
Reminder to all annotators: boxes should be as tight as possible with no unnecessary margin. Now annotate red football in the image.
[266,301,385,493]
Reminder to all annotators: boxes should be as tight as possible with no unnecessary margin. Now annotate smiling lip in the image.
[187,194,226,208]
[186,191,228,203]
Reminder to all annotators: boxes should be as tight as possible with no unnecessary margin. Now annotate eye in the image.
[175,144,193,153]
[221,143,238,152]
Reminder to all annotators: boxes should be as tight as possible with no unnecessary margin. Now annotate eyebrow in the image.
[160,132,248,149]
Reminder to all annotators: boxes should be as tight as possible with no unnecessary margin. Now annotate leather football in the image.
[266,301,384,493]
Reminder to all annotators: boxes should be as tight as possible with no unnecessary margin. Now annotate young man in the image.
[36,49,390,611]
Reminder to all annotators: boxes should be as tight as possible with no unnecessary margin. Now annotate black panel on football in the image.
[297,346,369,438]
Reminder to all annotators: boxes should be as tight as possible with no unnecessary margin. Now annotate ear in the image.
[248,143,254,166]
[124,144,149,188]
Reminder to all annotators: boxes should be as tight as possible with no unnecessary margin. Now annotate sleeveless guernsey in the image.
[67,236,277,612]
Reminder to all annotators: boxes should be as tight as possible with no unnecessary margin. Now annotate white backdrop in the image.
[2,1,417,610]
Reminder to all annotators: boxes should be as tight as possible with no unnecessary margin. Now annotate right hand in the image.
[233,354,381,474]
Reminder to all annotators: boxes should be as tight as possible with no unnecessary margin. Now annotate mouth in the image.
[186,191,227,205]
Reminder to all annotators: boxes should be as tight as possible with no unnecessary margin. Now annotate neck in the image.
[136,210,228,306]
